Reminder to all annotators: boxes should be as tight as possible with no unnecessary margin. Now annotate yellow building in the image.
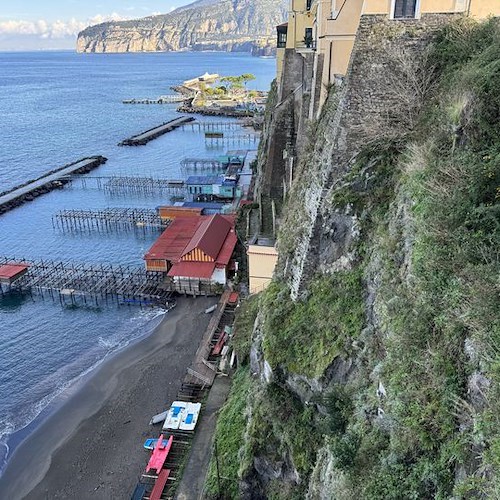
[362,0,500,18]
[247,238,279,294]
[287,0,315,49]
[309,0,364,117]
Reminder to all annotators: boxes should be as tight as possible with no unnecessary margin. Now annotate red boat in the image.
[146,434,173,474]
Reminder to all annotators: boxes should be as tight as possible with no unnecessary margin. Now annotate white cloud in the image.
[0,13,129,40]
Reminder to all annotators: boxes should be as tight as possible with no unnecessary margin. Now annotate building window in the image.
[277,25,287,48]
[306,0,312,10]
[393,0,418,18]
[304,27,313,48]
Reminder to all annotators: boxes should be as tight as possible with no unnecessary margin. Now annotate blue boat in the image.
[143,437,169,450]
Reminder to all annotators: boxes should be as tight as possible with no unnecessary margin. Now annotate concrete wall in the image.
[277,47,286,83]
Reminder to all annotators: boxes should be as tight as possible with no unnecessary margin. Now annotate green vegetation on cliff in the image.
[205,17,500,500]
[204,367,253,499]
[262,271,364,378]
[315,18,500,499]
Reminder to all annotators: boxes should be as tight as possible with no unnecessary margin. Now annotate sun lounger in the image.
[212,332,227,356]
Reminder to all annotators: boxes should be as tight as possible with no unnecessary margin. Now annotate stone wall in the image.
[281,13,460,299]
[257,48,315,201]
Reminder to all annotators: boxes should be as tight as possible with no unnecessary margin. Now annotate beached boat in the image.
[150,469,171,500]
[146,434,173,474]
[179,402,202,431]
[143,437,170,450]
[149,410,169,425]
[131,482,147,500]
[162,401,187,430]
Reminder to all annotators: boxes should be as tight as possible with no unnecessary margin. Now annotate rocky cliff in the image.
[77,0,288,54]
[204,14,500,500]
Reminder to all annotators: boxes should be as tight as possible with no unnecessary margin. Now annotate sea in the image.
[0,50,275,474]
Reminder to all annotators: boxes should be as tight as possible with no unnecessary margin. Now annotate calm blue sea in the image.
[0,50,275,473]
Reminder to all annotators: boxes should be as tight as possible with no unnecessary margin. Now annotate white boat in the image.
[149,410,169,425]
[179,402,202,431]
[162,401,187,430]
[205,304,217,314]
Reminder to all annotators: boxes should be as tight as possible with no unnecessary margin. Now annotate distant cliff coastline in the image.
[77,0,287,55]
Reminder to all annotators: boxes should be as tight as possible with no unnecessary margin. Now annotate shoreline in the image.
[0,296,214,500]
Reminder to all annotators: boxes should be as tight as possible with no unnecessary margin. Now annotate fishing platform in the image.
[119,116,194,146]
[62,175,186,196]
[0,257,171,306]
[178,120,244,132]
[52,208,169,233]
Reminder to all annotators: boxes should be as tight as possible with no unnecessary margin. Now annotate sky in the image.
[0,0,193,50]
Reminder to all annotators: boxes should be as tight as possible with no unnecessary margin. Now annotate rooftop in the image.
[145,215,237,269]
[0,263,30,281]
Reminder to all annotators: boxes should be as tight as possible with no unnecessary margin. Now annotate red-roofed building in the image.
[144,214,238,288]
[0,263,29,286]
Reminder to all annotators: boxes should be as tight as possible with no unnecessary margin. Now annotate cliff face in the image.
[76,0,288,54]
[204,15,500,500]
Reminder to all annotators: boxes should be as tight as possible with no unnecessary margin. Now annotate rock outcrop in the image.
[77,0,288,54]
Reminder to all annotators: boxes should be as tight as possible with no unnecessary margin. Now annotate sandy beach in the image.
[0,296,214,500]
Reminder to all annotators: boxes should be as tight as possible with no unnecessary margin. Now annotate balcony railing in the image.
[296,39,316,51]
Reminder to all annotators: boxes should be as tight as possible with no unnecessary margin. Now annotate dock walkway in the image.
[119,116,194,146]
[0,156,106,215]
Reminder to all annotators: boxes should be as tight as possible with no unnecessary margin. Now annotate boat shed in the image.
[186,175,240,201]
[181,201,227,215]
[144,214,238,286]
[0,263,29,286]
[157,206,203,222]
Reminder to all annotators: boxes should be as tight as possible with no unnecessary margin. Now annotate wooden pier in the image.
[52,208,169,233]
[119,116,195,147]
[0,156,107,216]
[179,121,243,132]
[0,257,172,306]
[63,175,186,197]
[180,158,224,176]
[205,133,258,147]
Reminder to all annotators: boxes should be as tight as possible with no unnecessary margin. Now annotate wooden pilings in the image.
[52,208,170,233]
[0,256,172,306]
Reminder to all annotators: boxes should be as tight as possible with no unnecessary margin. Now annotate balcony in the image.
[296,39,316,53]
